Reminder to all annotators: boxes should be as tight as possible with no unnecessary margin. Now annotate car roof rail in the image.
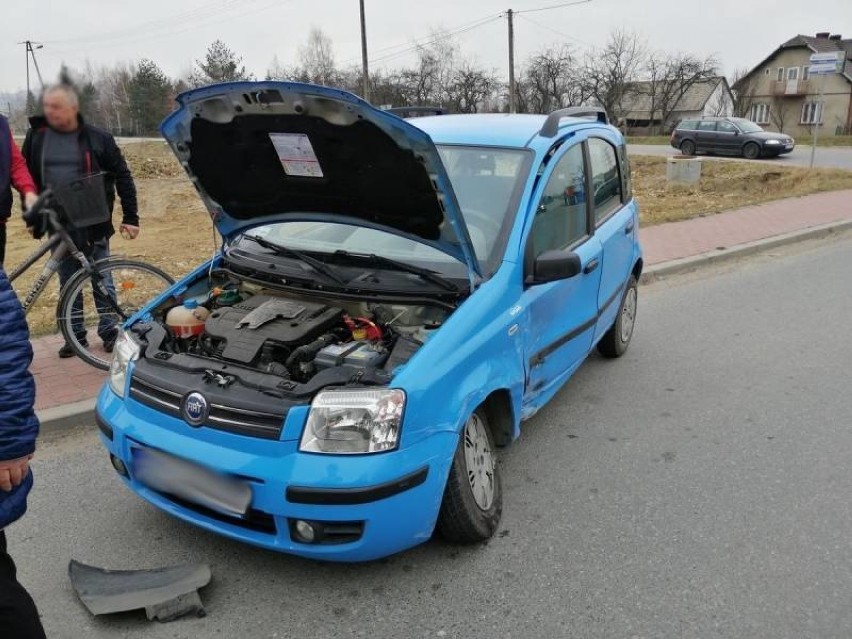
[540,107,608,137]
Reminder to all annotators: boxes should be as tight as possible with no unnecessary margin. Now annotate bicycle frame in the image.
[8,210,94,313]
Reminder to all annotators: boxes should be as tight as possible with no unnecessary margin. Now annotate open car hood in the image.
[160,82,481,280]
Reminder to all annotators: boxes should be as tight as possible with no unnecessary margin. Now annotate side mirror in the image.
[528,250,582,285]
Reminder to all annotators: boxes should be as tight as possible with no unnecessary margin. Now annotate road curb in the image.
[37,398,97,438]
[640,218,852,285]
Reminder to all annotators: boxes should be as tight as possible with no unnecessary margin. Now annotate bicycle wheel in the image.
[56,259,174,370]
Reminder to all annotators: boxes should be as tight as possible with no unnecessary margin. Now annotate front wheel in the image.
[597,275,638,358]
[57,259,174,370]
[742,142,761,160]
[437,408,503,543]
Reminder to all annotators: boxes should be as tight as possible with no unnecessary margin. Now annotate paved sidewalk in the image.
[29,189,852,417]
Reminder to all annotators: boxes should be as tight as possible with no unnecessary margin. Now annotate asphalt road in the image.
[9,233,852,638]
[629,143,852,170]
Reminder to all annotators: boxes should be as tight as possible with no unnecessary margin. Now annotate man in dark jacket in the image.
[22,83,140,358]
[0,267,46,638]
[0,114,39,266]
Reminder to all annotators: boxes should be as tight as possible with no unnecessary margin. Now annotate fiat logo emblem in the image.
[181,392,209,427]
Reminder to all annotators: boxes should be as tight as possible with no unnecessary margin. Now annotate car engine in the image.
[133,274,449,393]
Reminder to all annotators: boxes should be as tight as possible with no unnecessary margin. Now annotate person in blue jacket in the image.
[0,267,46,637]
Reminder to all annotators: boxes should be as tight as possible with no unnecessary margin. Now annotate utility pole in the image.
[19,40,45,114]
[359,0,370,102]
[507,9,516,113]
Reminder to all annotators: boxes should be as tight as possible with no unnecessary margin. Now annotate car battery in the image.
[314,342,386,370]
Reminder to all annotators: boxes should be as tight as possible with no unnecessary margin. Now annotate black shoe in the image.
[102,332,118,353]
[58,340,87,358]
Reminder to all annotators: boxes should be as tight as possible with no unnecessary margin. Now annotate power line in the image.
[369,15,503,66]
[515,0,592,15]
[516,13,593,48]
[41,0,247,46]
[43,0,285,54]
[340,13,503,67]
[504,1,592,113]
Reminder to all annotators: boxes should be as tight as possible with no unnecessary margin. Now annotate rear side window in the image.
[698,121,717,131]
[678,120,699,130]
[588,138,622,225]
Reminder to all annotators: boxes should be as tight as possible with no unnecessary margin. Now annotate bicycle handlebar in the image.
[22,188,54,227]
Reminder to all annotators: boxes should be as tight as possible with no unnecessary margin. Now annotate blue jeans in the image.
[57,239,118,343]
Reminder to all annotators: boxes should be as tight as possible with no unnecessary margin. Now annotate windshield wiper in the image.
[243,235,346,285]
[333,250,459,292]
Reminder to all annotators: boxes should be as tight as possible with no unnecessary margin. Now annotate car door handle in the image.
[624,221,635,235]
[583,258,600,274]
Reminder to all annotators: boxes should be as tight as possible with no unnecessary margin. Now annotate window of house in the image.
[764,68,770,76]
[751,103,771,124]
[787,67,799,81]
[803,66,811,81]
[776,67,785,81]
[588,138,623,226]
[801,102,824,125]
[530,143,587,257]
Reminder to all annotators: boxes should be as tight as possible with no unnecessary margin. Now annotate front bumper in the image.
[96,386,457,562]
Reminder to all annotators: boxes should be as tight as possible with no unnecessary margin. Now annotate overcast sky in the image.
[2,0,851,94]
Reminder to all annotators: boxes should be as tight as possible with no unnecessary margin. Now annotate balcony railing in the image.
[772,79,811,96]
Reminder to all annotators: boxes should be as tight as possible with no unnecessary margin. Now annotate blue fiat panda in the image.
[96,82,642,562]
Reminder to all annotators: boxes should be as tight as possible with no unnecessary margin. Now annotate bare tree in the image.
[639,52,719,134]
[400,48,439,105]
[770,96,795,133]
[298,28,338,86]
[265,55,291,81]
[582,29,647,124]
[446,62,499,113]
[523,46,576,113]
[731,67,758,118]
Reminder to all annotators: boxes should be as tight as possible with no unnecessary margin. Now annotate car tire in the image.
[742,142,761,160]
[680,140,696,156]
[597,275,638,358]
[437,407,503,543]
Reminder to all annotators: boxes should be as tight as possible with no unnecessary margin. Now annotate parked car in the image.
[96,82,643,562]
[670,116,795,159]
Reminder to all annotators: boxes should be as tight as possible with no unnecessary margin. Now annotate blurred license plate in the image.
[132,448,252,518]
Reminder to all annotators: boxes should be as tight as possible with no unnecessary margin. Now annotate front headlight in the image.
[300,389,406,454]
[765,139,781,145]
[109,330,140,398]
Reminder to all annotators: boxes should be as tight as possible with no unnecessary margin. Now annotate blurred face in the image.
[43,90,79,132]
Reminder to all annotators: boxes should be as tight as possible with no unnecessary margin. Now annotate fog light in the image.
[294,520,316,543]
[110,454,128,477]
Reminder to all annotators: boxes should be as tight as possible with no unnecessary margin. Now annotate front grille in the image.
[129,376,286,440]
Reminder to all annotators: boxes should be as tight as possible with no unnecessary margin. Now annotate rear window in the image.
[678,120,699,131]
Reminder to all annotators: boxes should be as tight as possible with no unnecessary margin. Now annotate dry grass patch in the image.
[631,156,852,225]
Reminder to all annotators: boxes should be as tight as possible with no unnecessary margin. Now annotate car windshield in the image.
[732,119,764,133]
[233,145,530,277]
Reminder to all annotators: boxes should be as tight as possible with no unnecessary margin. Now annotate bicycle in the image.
[8,175,174,371]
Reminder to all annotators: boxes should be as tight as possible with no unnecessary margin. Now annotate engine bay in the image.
[130,271,451,395]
